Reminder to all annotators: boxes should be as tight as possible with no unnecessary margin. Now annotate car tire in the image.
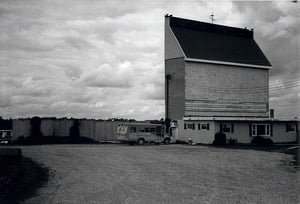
[164,138,170,145]
[137,138,144,145]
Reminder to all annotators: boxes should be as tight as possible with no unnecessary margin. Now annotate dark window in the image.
[286,123,296,132]
[257,125,266,135]
[221,124,233,133]
[201,124,209,130]
[185,123,195,130]
[130,127,136,133]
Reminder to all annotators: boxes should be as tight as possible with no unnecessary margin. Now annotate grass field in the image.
[13,144,300,204]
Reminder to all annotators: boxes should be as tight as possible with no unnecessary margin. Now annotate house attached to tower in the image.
[165,15,298,144]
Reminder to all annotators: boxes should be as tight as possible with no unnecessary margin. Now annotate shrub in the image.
[228,137,238,145]
[213,132,227,146]
[69,120,80,140]
[251,136,274,147]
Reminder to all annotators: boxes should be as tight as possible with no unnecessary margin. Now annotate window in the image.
[145,128,150,132]
[286,123,296,133]
[184,123,195,130]
[220,123,234,133]
[150,128,156,133]
[201,124,209,130]
[130,127,136,133]
[198,123,210,130]
[252,124,271,136]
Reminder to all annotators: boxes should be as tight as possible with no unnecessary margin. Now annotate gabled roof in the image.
[169,16,272,68]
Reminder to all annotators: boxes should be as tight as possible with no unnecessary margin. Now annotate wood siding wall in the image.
[176,120,297,144]
[185,62,269,117]
[165,58,185,120]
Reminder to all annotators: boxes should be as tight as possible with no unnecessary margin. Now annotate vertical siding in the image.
[53,119,73,137]
[41,119,54,136]
[79,120,95,139]
[94,121,120,142]
[12,119,31,140]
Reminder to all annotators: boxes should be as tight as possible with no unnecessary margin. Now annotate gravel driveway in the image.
[20,144,299,204]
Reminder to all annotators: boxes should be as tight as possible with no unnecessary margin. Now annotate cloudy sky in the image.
[0,0,299,120]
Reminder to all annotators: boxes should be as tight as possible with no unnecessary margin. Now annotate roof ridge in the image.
[169,16,253,39]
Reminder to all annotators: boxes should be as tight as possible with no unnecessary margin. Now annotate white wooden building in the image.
[164,15,298,144]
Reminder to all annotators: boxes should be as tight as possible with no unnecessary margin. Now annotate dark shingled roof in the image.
[169,16,271,67]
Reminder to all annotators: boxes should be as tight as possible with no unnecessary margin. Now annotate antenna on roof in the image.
[210,12,215,24]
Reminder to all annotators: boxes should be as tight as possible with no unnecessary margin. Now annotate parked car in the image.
[0,130,13,145]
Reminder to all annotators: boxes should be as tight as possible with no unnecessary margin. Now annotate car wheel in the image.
[164,138,170,145]
[137,138,144,145]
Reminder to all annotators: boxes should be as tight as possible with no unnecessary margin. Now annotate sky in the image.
[0,0,299,120]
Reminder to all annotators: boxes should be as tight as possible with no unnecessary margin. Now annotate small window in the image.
[220,124,233,133]
[185,123,195,130]
[130,127,136,133]
[145,128,150,132]
[201,124,209,130]
[286,123,296,133]
[150,128,156,133]
[139,128,145,132]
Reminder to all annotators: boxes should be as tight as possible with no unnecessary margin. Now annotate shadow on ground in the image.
[0,156,53,204]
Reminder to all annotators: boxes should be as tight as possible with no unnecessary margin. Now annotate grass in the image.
[17,144,300,203]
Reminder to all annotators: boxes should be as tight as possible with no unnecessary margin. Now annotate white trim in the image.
[252,124,271,137]
[185,57,272,69]
[183,116,298,122]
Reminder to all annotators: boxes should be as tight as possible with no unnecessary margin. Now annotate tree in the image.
[30,116,43,138]
[69,119,80,139]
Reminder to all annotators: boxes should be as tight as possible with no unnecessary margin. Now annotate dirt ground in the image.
[19,144,299,204]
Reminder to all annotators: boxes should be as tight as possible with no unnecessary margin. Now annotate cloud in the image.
[81,62,135,88]
[0,0,299,119]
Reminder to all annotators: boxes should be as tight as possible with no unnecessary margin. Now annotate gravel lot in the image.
[20,144,299,204]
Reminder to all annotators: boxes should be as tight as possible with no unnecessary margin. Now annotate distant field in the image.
[18,144,299,204]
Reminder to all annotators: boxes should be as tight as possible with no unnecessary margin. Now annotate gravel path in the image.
[20,144,299,204]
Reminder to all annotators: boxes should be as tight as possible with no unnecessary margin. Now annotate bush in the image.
[228,137,238,145]
[251,136,274,147]
[213,132,227,146]
[69,120,80,140]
